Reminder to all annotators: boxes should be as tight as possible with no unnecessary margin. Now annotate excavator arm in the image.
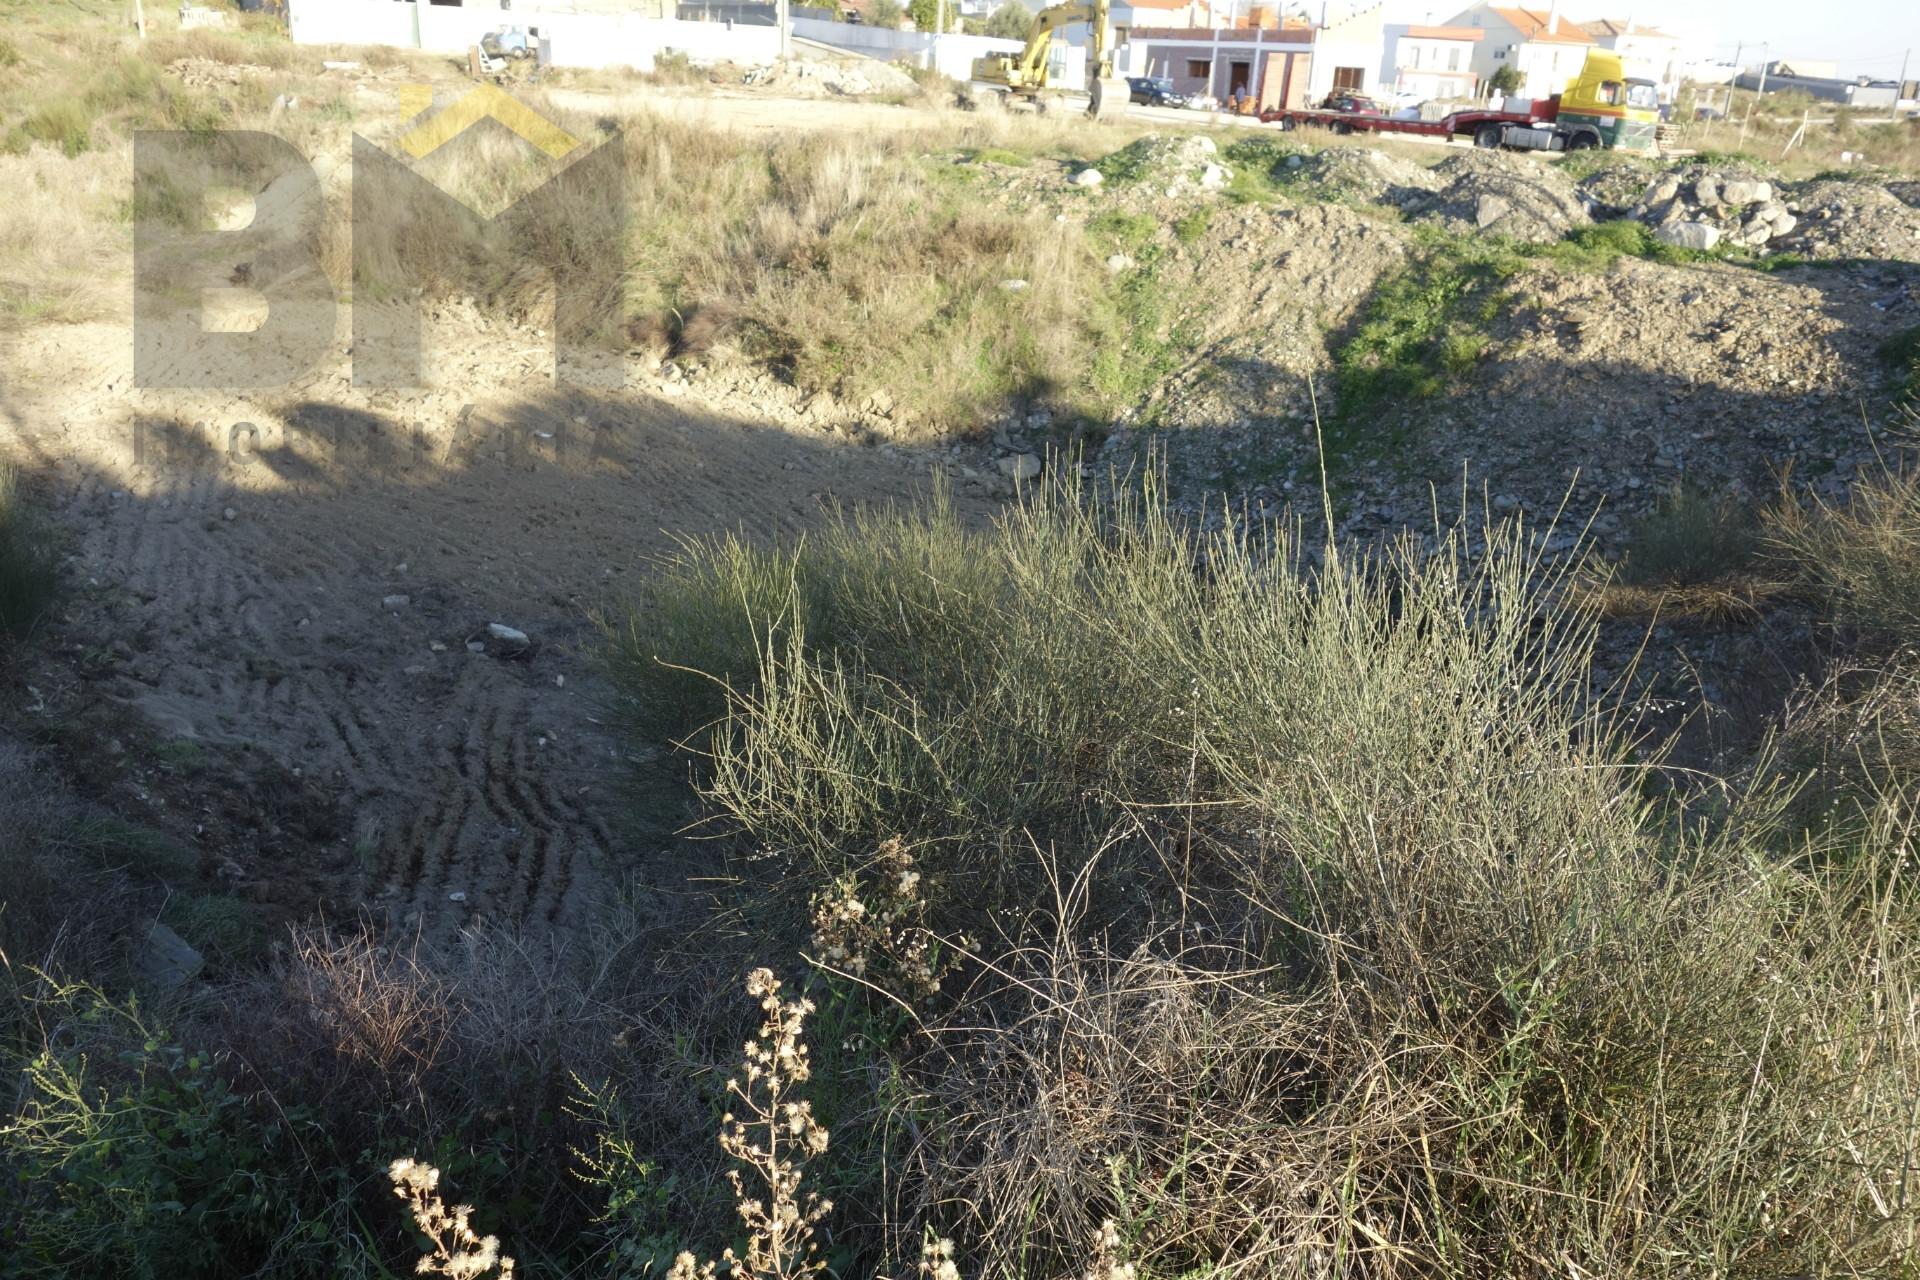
[971,0,1127,119]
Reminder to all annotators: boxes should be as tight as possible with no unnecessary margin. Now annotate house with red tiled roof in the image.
[1443,3,1594,99]
[1380,23,1482,102]
[1580,17,1682,101]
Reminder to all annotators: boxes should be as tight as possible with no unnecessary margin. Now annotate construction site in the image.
[3,0,1920,1277]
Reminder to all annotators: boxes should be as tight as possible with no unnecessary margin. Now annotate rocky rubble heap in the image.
[741,56,919,97]
[1620,166,1799,252]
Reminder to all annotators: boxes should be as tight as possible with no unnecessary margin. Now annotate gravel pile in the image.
[1772,180,1920,262]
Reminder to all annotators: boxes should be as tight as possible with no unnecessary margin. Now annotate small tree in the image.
[1487,63,1521,96]
[867,0,905,26]
[984,0,1032,39]
[906,0,956,31]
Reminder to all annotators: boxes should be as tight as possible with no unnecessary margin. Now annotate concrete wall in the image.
[1130,34,1311,108]
[793,17,1025,81]
[289,0,779,70]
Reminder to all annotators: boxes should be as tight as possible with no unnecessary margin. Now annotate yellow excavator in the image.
[967,0,1128,120]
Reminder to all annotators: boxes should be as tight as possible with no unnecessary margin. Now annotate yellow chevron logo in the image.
[395,85,581,161]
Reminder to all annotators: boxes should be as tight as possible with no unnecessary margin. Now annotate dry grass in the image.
[612,474,1920,1277]
[1768,461,1920,647]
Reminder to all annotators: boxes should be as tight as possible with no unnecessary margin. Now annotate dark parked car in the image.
[1127,76,1192,108]
[1318,91,1385,115]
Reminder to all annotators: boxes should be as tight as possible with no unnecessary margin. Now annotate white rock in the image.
[1105,253,1135,272]
[487,623,531,647]
[998,278,1029,291]
[1071,168,1105,188]
[1198,163,1229,189]
[383,594,410,609]
[1475,194,1511,228]
[1654,221,1720,251]
[996,453,1042,482]
[1692,176,1720,207]
[1719,179,1771,205]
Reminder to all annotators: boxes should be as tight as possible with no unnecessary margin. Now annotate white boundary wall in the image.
[289,0,779,71]
[791,17,1025,82]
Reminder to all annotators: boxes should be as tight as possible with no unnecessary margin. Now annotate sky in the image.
[1374,0,1920,80]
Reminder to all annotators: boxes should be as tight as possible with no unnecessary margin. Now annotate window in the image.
[1598,79,1622,104]
[1406,45,1421,69]
[1333,66,1364,90]
[1493,47,1506,59]
[1186,59,1211,78]
[1447,47,1460,70]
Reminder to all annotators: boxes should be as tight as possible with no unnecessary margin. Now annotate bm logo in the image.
[134,87,624,389]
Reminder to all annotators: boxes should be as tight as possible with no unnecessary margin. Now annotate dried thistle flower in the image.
[387,1157,515,1279]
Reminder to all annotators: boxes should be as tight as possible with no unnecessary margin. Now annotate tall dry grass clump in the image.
[610,473,1920,1277]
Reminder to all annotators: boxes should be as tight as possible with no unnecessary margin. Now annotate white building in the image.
[1381,23,1482,102]
[1443,3,1594,100]
[1306,1,1384,99]
[1580,18,1682,101]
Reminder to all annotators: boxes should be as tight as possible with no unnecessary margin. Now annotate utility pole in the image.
[1901,48,1911,106]
[1740,44,1767,145]
[778,0,790,58]
[132,0,146,39]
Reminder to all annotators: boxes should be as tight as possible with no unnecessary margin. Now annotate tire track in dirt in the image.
[5,331,996,944]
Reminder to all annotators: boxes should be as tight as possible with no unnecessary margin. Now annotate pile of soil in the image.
[1280,144,1440,207]
[1414,149,1591,242]
[1100,134,1231,194]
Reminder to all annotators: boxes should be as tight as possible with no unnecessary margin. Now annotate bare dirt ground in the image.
[0,303,989,946]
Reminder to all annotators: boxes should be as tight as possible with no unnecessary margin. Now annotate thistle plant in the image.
[810,837,957,1001]
[669,967,832,1280]
[1082,1219,1134,1280]
[388,1157,516,1279]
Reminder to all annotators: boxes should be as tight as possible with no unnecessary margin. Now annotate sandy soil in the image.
[0,302,989,945]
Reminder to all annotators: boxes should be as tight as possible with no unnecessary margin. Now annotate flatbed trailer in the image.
[1257,49,1661,154]
[1257,101,1610,151]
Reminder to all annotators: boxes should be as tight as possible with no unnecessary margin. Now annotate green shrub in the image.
[1,983,302,1279]
[1880,322,1920,403]
[12,99,93,157]
[1618,481,1759,586]
[0,466,57,645]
